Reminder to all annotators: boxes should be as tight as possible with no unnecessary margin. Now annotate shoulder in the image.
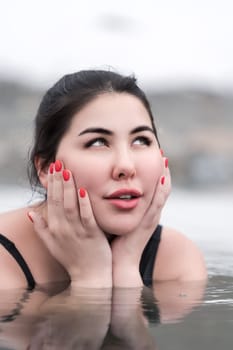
[0,207,26,226]
[0,207,29,237]
[153,226,207,281]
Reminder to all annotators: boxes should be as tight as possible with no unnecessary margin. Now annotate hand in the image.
[30,161,112,288]
[111,156,171,287]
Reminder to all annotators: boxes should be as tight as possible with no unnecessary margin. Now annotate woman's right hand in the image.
[29,160,112,288]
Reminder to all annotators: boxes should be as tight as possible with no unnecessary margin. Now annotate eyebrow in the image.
[78,125,155,136]
[79,127,113,136]
[130,126,155,135]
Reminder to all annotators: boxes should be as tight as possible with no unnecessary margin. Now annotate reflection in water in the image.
[28,288,158,350]
[1,290,31,323]
[0,279,207,350]
[4,277,233,349]
[154,276,233,350]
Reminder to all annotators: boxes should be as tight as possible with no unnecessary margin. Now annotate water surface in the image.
[0,276,232,349]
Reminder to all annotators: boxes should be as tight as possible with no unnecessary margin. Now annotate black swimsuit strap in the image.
[0,234,35,290]
[139,225,162,287]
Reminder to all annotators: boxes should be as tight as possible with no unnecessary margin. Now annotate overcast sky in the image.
[0,0,233,90]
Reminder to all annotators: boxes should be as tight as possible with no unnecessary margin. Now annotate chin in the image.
[101,222,139,236]
[95,211,144,236]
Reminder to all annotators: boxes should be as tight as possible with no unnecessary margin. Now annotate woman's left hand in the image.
[111,157,171,287]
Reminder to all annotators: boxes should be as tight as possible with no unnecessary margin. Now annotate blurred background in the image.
[0,1,232,265]
[0,0,232,189]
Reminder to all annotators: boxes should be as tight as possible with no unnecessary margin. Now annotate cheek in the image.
[141,157,162,209]
[140,154,163,185]
[68,159,107,190]
[56,147,107,192]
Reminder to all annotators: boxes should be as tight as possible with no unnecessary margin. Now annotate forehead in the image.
[70,92,152,130]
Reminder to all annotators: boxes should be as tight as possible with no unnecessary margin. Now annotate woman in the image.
[0,70,207,289]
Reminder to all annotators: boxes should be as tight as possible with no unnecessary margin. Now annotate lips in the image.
[104,189,142,210]
[105,188,142,200]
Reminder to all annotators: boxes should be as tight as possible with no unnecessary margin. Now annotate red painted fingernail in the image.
[63,169,70,181]
[161,176,165,185]
[27,212,34,223]
[165,158,168,168]
[160,149,164,156]
[55,160,62,172]
[79,188,86,198]
[49,163,54,174]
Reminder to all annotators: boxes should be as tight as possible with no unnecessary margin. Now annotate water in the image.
[0,185,233,349]
[0,277,232,349]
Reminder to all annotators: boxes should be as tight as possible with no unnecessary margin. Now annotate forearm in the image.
[111,234,146,287]
[69,264,113,288]
[112,259,143,287]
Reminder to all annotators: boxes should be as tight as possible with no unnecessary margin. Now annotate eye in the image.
[85,137,108,148]
[133,136,152,146]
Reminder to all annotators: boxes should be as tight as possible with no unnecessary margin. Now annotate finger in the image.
[160,157,172,197]
[48,159,65,220]
[78,188,96,232]
[28,211,53,246]
[146,158,171,220]
[62,169,79,222]
[155,162,171,210]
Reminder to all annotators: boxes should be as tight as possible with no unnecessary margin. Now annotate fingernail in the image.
[63,169,70,181]
[27,212,34,223]
[79,188,86,198]
[160,149,164,156]
[55,160,62,172]
[161,176,165,185]
[165,158,168,168]
[49,163,54,174]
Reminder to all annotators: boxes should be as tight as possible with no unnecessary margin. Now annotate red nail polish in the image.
[79,188,86,198]
[160,149,164,156]
[27,212,34,223]
[161,176,165,185]
[55,160,62,172]
[63,169,70,181]
[49,163,54,174]
[165,158,168,168]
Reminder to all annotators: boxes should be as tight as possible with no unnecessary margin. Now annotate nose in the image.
[112,148,136,181]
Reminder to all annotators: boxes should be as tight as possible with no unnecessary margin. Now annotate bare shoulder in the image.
[0,207,28,235]
[153,226,207,281]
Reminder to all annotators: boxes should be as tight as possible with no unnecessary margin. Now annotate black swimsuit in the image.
[140,225,162,286]
[0,234,35,290]
[0,225,162,290]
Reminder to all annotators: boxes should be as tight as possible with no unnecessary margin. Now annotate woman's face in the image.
[56,93,163,235]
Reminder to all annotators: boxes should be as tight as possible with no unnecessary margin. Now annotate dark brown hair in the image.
[28,69,159,192]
